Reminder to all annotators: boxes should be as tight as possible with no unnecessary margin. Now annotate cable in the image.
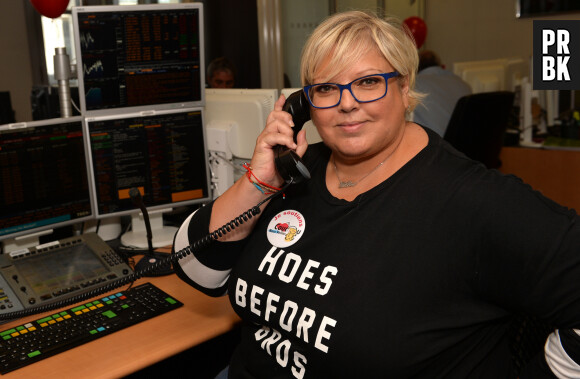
[70,98,81,115]
[0,180,293,321]
[209,151,246,175]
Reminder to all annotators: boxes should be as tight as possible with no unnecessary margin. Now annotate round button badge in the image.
[266,210,306,248]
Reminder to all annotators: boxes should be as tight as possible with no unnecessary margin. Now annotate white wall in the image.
[280,0,423,87]
[0,1,34,122]
[423,0,580,69]
[2,0,580,122]
[281,0,328,88]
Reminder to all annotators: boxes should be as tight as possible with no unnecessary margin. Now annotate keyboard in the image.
[0,282,183,374]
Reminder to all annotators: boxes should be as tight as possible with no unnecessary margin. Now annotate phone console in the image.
[0,233,132,316]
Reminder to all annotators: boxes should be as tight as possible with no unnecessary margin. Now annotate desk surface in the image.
[500,146,580,212]
[1,260,240,378]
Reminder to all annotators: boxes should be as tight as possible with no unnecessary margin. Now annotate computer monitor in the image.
[454,59,506,93]
[504,58,530,92]
[84,108,211,248]
[517,0,580,18]
[204,88,278,197]
[205,88,278,159]
[453,58,529,94]
[72,3,205,117]
[0,116,94,252]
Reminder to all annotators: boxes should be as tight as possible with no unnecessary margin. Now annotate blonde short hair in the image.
[300,10,422,112]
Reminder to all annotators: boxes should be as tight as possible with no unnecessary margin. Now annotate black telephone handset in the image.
[273,90,312,184]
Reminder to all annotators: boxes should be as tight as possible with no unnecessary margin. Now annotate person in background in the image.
[412,50,472,136]
[174,10,580,378]
[207,57,236,88]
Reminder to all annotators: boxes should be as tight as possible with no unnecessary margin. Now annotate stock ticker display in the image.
[77,7,203,111]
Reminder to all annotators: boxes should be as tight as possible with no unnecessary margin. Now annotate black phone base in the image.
[134,251,174,277]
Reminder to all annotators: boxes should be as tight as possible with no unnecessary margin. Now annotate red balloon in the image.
[403,16,427,49]
[29,0,69,19]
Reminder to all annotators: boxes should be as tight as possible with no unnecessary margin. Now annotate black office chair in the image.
[443,91,515,169]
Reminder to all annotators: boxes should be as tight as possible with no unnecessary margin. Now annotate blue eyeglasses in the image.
[304,72,399,109]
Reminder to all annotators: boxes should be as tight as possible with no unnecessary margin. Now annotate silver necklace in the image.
[332,138,402,188]
[333,155,388,188]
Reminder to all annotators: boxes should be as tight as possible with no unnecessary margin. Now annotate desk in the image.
[499,146,580,211]
[1,257,241,378]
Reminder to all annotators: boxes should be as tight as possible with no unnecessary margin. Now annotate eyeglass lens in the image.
[308,75,387,108]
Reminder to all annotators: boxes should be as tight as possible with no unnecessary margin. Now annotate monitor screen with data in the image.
[84,108,210,218]
[0,117,93,241]
[72,3,205,116]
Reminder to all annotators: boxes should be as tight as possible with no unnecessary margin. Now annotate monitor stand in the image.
[84,217,123,241]
[1,229,53,255]
[121,208,177,249]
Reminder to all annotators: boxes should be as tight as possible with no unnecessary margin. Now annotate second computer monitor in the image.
[0,117,93,251]
[84,108,211,248]
[204,88,278,160]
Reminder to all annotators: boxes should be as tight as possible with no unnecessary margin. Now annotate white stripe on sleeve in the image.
[174,211,231,290]
[545,329,580,379]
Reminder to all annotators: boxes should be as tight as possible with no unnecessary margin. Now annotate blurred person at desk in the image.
[173,10,580,379]
[207,57,236,88]
[413,50,472,137]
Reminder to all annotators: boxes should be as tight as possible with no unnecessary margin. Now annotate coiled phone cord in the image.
[0,180,293,321]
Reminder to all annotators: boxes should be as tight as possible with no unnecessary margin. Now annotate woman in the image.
[174,11,580,378]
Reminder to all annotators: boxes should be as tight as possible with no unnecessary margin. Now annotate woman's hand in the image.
[249,95,308,188]
[208,94,308,239]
